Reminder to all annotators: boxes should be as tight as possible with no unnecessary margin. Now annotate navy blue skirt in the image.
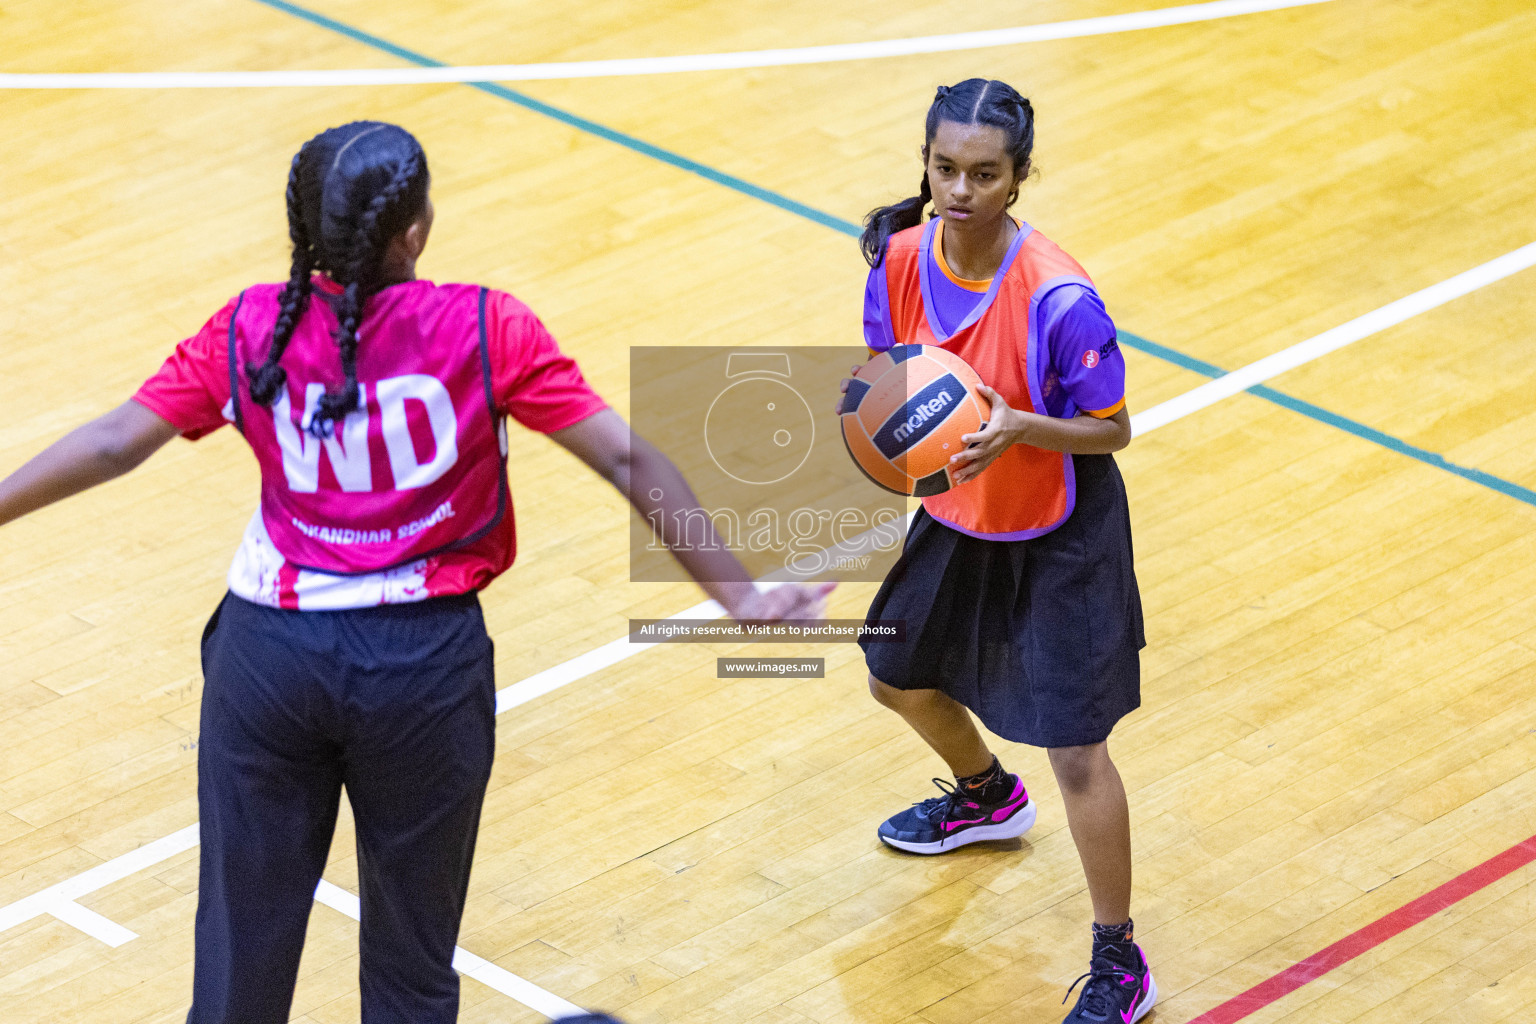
[860,453,1144,748]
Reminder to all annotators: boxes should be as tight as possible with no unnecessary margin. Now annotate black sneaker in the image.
[877,775,1036,854]
[1061,945,1157,1024]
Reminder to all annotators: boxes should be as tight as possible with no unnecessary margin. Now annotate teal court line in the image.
[251,0,858,236]
[252,0,1536,510]
[1119,333,1536,506]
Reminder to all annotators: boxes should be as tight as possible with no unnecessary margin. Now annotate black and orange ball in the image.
[840,345,990,496]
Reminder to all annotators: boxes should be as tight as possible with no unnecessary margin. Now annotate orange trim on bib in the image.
[933,221,992,292]
[1086,396,1126,419]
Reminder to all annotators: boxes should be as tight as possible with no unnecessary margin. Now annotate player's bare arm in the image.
[0,400,179,528]
[549,408,833,623]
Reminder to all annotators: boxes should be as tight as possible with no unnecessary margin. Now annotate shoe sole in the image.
[878,799,1037,854]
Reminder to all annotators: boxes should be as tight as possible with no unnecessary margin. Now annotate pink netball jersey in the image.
[230,281,504,575]
[134,276,607,610]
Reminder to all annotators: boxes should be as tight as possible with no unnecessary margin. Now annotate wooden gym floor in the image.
[3,1,1536,1021]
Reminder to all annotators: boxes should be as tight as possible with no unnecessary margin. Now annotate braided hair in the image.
[244,121,431,437]
[859,79,1035,267]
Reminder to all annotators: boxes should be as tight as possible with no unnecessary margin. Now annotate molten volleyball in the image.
[840,345,991,496]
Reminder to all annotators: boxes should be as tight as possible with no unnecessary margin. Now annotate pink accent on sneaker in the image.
[942,815,986,831]
[1119,982,1144,1024]
[990,778,1028,822]
[942,779,1030,832]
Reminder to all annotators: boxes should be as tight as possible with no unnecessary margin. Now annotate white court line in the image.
[497,596,722,714]
[492,514,908,714]
[0,0,1338,89]
[46,900,138,947]
[313,881,586,1019]
[0,593,761,1016]
[0,824,200,936]
[1130,241,1536,436]
[5,234,1531,1012]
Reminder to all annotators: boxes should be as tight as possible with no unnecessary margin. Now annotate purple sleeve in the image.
[1040,284,1126,417]
[862,264,896,351]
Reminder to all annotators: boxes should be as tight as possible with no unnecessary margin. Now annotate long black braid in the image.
[246,144,315,406]
[313,145,424,432]
[244,121,430,438]
[859,79,1036,267]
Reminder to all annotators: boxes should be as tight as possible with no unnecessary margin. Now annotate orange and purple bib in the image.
[876,219,1116,540]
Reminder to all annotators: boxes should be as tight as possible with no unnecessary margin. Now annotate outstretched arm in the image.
[0,401,182,528]
[549,408,833,622]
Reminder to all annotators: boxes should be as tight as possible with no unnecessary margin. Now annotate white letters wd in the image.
[273,383,372,493]
[377,374,459,489]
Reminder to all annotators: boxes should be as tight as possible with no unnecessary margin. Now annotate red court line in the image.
[1186,833,1536,1024]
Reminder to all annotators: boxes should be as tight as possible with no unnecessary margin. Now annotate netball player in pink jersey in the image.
[842,80,1153,1023]
[0,121,829,1024]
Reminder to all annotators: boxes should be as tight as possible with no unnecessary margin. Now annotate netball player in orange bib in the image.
[0,121,830,1024]
[842,80,1153,1022]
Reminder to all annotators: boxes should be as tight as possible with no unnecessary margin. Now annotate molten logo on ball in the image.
[876,379,962,459]
[891,390,955,444]
[841,345,991,497]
